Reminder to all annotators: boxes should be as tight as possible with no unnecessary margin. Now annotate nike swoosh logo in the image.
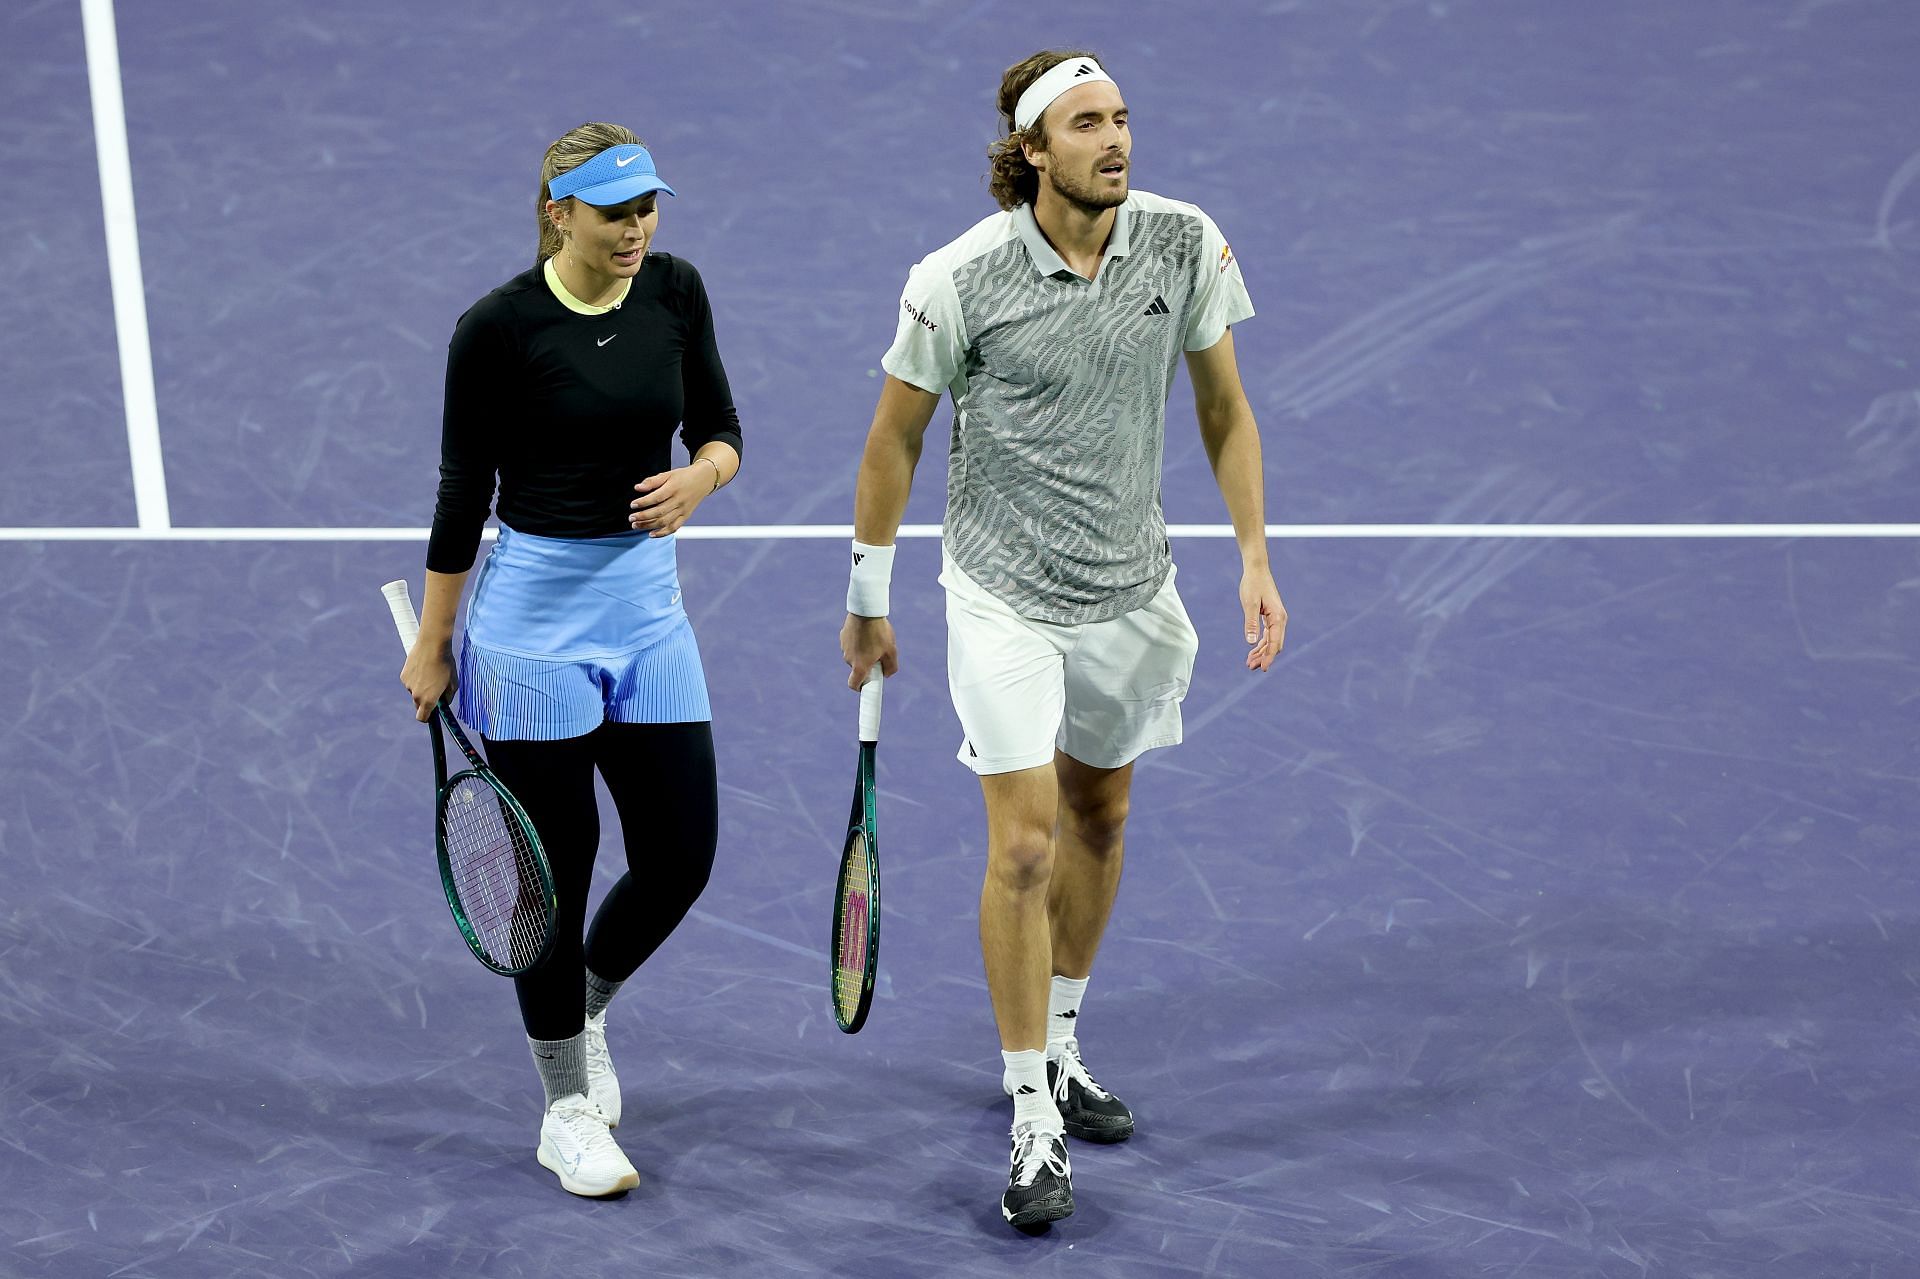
[615,153,640,167]
[598,334,617,347]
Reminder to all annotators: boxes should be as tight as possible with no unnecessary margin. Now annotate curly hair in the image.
[536,122,643,265]
[986,48,1102,211]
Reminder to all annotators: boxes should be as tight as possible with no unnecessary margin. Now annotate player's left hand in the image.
[1241,566,1287,672]
[630,464,713,537]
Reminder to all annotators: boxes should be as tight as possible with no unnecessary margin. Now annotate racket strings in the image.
[442,775,548,970]
[832,834,873,1019]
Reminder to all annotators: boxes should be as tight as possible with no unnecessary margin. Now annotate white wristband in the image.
[846,540,895,617]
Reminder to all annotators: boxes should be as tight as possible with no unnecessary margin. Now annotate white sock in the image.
[1047,976,1089,1061]
[1001,1049,1059,1132]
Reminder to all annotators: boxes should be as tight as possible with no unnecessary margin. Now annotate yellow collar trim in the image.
[543,257,631,315]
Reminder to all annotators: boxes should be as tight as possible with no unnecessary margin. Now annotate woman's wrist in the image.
[695,455,722,492]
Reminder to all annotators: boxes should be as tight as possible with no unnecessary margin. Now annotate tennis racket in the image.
[830,667,883,1033]
[382,579,557,977]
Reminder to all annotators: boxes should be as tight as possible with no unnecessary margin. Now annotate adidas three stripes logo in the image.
[1142,295,1170,316]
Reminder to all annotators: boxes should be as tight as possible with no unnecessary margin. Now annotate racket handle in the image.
[858,666,883,744]
[381,579,422,652]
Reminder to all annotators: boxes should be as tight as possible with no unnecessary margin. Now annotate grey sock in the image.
[528,1032,589,1107]
[585,970,623,1020]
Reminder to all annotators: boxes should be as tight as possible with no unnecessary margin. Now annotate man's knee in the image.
[1058,761,1132,854]
[987,825,1055,891]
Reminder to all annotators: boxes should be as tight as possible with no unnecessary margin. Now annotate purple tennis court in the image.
[5,2,1919,1275]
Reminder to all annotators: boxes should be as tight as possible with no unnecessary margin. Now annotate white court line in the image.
[1,523,1917,542]
[81,0,169,530]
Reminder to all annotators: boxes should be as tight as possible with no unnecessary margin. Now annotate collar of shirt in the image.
[1012,200,1133,280]
[543,256,631,315]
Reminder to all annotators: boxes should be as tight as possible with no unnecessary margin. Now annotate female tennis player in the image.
[399,122,741,1197]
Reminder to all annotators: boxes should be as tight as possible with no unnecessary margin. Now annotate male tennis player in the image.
[839,49,1285,1229]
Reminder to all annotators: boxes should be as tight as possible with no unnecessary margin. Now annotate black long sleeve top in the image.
[426,253,743,573]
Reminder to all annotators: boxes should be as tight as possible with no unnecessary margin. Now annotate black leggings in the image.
[483,721,717,1041]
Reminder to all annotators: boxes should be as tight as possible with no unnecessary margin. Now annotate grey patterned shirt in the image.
[882,191,1254,623]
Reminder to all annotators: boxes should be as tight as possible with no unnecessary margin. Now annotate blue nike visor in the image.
[547,144,677,206]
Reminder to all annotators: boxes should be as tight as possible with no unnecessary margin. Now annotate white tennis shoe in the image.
[537,1093,638,1196]
[583,1009,621,1127]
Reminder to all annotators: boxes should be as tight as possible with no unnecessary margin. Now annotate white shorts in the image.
[942,550,1200,776]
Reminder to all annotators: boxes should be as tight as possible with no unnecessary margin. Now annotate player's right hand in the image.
[401,641,457,722]
[840,614,899,690]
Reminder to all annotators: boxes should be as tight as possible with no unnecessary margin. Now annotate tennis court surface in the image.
[5,2,1918,1275]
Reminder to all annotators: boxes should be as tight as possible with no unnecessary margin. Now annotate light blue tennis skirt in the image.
[454,523,711,741]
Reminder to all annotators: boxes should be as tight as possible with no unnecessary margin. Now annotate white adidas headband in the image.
[1013,57,1117,131]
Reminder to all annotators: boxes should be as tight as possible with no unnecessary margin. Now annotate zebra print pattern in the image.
[941,208,1207,624]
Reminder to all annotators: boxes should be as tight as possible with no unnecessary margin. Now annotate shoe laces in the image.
[583,1013,613,1079]
[549,1095,619,1158]
[1009,1123,1069,1189]
[1053,1038,1112,1103]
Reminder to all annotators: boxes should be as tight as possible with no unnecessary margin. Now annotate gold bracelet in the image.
[697,456,721,493]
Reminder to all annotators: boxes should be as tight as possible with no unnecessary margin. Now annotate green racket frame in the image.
[384,578,557,978]
[428,704,559,977]
[831,671,884,1032]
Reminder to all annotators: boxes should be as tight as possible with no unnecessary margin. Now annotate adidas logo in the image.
[1143,295,1170,316]
[1056,1009,1077,1019]
[1016,1085,1039,1095]
[1073,62,1095,77]
[852,552,866,566]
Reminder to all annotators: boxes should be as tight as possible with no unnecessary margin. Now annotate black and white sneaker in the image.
[1001,1122,1074,1229]
[1050,1039,1134,1143]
